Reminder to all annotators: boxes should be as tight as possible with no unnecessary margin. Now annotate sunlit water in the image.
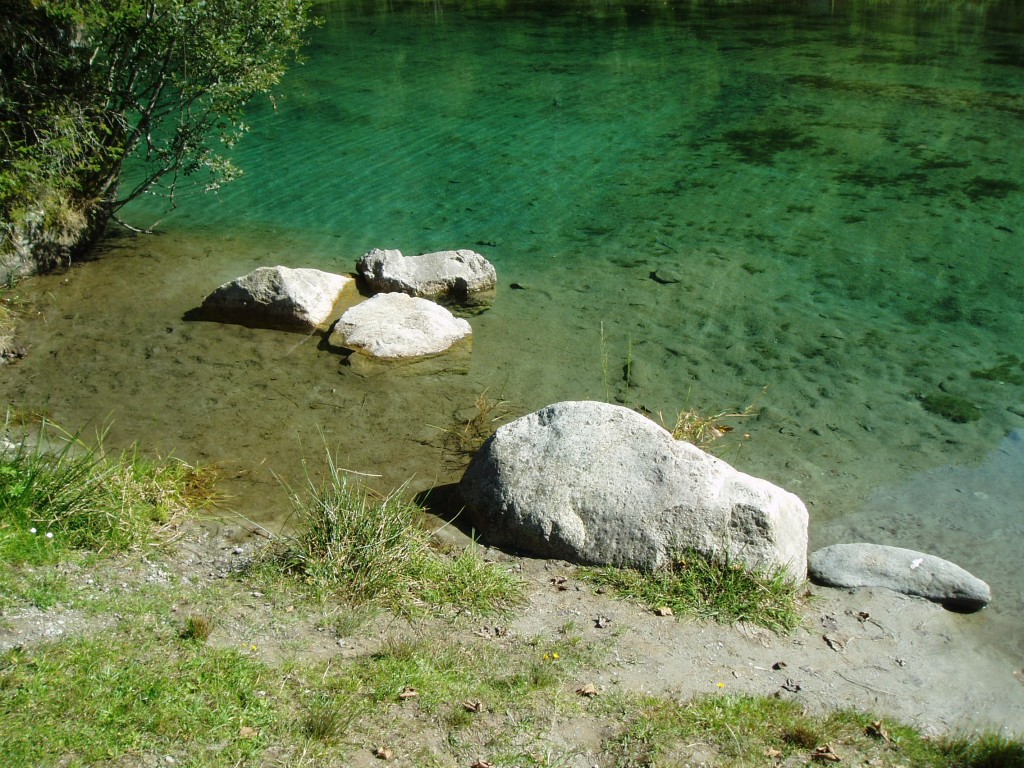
[6,0,1024,682]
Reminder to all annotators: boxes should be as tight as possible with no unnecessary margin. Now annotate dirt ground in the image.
[4,518,1022,757]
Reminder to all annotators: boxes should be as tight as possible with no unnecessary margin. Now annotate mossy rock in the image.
[920,393,982,423]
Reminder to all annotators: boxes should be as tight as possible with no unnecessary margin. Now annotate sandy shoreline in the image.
[2,518,1021,741]
[507,554,1024,738]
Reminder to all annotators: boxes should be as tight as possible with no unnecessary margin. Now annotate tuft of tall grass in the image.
[300,690,360,744]
[582,549,801,633]
[937,732,1024,767]
[273,451,522,612]
[180,614,214,643]
[0,424,212,564]
[274,448,432,604]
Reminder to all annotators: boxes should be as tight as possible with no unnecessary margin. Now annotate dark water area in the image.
[6,0,1024,699]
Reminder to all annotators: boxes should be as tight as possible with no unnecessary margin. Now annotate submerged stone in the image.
[328,292,472,360]
[357,248,497,306]
[201,266,352,330]
[809,543,991,611]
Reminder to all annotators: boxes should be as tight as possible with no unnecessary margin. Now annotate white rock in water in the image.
[329,292,472,360]
[458,400,808,580]
[202,266,352,329]
[357,248,497,302]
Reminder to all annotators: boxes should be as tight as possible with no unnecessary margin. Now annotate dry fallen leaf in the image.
[811,743,842,762]
[781,678,801,692]
[866,720,890,742]
[462,699,485,713]
[398,686,419,700]
[822,633,847,652]
[654,606,674,617]
[550,576,570,590]
[575,683,599,698]
[594,615,611,629]
[764,747,783,759]
[238,726,258,739]
[470,761,493,768]
[373,746,393,760]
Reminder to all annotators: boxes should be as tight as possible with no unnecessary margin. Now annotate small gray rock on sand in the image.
[808,542,991,612]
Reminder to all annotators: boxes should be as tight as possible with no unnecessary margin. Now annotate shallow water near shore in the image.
[4,0,1024,708]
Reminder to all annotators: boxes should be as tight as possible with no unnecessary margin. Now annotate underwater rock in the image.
[357,247,496,305]
[458,400,808,580]
[201,266,352,330]
[808,543,991,612]
[328,292,471,360]
[650,269,681,285]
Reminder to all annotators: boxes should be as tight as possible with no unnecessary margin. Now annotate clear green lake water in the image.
[9,0,1024,677]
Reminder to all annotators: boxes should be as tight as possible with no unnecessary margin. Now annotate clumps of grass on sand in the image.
[581,549,801,633]
[270,450,523,614]
[602,692,1024,768]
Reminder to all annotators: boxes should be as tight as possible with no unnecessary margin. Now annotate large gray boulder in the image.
[328,292,471,360]
[458,401,808,580]
[357,248,497,304]
[808,543,991,611]
[202,266,352,329]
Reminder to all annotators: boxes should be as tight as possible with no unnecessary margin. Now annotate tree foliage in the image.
[0,0,311,241]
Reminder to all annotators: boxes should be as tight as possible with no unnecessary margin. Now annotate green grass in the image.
[329,628,601,718]
[0,418,1018,767]
[0,504,1016,768]
[0,634,279,767]
[582,549,802,633]
[271,450,523,614]
[602,693,1024,768]
[0,424,213,564]
[0,424,217,608]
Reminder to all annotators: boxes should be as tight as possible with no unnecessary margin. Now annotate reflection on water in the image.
[6,0,1024,664]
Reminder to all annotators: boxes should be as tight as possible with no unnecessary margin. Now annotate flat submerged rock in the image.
[808,542,991,612]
